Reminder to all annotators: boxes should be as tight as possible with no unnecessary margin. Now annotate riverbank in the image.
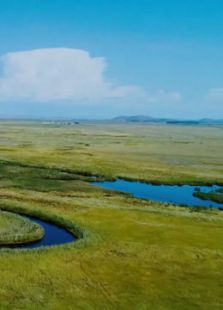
[194,189,223,204]
[0,210,44,246]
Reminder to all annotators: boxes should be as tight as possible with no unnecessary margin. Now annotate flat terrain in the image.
[0,122,222,309]
[0,121,223,184]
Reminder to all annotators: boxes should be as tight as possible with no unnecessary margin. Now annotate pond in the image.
[94,179,223,209]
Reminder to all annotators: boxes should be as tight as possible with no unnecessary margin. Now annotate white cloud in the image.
[0,48,181,106]
[207,88,223,101]
[0,48,143,102]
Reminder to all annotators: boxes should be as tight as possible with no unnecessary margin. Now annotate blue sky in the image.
[0,0,223,119]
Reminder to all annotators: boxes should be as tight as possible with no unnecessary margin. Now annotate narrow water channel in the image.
[6,215,76,249]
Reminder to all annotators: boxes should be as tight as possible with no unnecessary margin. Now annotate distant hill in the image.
[112,115,223,125]
[113,115,166,123]
[199,118,223,125]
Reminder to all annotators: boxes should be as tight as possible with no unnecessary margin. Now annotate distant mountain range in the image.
[112,115,223,125]
[1,115,222,125]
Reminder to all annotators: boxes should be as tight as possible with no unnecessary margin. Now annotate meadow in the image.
[0,121,222,309]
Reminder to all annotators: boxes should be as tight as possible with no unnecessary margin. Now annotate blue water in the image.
[7,215,76,249]
[94,179,223,209]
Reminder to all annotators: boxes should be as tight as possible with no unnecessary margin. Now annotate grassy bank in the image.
[194,189,223,204]
[0,210,44,245]
[0,180,223,309]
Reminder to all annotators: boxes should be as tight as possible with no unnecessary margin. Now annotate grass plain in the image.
[0,121,222,309]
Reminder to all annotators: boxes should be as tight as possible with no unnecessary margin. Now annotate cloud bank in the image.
[0,48,143,103]
[0,48,181,108]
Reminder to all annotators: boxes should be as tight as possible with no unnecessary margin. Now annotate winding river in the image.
[2,178,222,249]
[5,215,76,249]
[94,179,223,209]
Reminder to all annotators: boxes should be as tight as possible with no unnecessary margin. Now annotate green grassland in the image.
[0,121,222,184]
[0,121,222,309]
